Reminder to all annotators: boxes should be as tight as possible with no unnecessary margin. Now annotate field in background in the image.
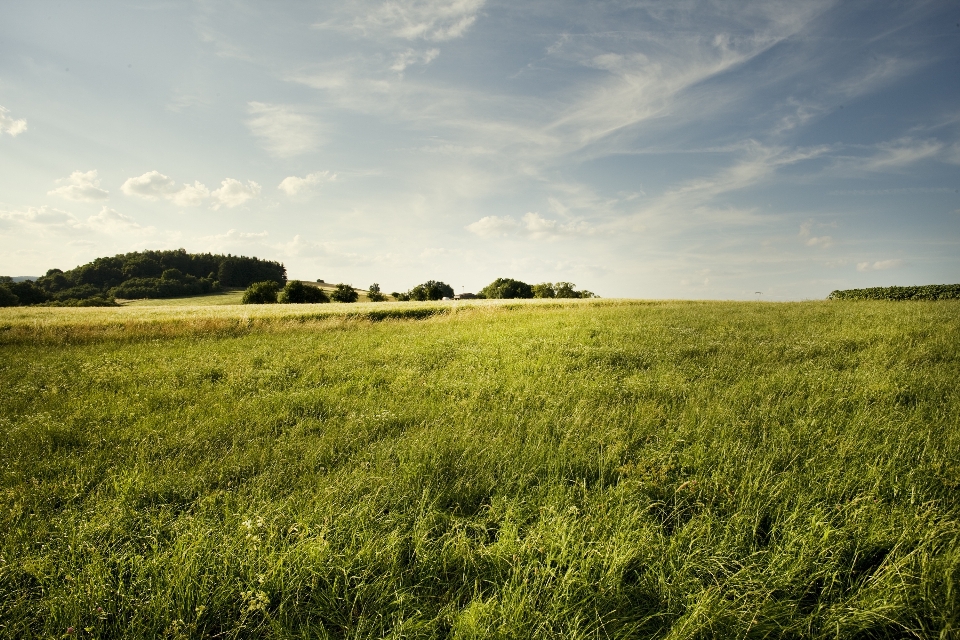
[119,289,246,306]
[1,300,958,638]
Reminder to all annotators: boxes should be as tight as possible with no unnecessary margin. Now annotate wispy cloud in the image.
[0,105,27,137]
[278,171,337,196]
[467,212,590,240]
[48,170,110,202]
[247,102,321,157]
[857,259,904,272]
[319,0,486,41]
[391,48,440,73]
[861,137,943,171]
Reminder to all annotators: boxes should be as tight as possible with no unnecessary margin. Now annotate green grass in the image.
[119,289,246,306]
[1,300,958,638]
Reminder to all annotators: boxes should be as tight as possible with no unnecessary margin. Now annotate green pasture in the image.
[1,300,958,638]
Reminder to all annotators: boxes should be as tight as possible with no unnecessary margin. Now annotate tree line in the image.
[240,277,595,304]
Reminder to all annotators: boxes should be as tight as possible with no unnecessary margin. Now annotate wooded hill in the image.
[0,249,286,306]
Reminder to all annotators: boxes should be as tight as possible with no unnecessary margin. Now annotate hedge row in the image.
[828,284,960,300]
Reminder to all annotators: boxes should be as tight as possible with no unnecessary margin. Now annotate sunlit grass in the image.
[1,300,958,638]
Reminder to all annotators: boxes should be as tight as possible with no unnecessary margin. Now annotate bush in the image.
[330,284,359,303]
[828,284,960,301]
[241,281,280,304]
[392,291,410,301]
[367,283,387,302]
[0,285,19,307]
[278,280,329,304]
[9,281,50,305]
[480,278,533,299]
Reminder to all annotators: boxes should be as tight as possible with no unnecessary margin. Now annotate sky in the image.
[1,0,958,299]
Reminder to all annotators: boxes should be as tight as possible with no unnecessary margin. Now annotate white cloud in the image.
[466,212,590,240]
[86,206,145,232]
[0,206,77,227]
[328,0,486,41]
[212,229,269,240]
[247,102,320,157]
[391,48,440,73]
[48,170,110,202]
[278,171,336,196]
[121,170,179,200]
[121,172,260,208]
[799,220,833,248]
[805,235,833,248]
[170,181,211,206]
[466,215,519,237]
[0,105,27,137]
[211,178,261,209]
[857,259,904,272]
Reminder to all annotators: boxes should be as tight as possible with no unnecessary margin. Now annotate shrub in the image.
[367,283,388,302]
[392,291,410,301]
[480,278,533,299]
[278,280,329,304]
[330,284,359,303]
[241,281,280,304]
[828,284,960,301]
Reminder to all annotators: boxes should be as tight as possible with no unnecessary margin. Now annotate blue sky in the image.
[1,0,958,299]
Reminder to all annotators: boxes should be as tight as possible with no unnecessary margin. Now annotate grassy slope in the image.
[0,300,958,639]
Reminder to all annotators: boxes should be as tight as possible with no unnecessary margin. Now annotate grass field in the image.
[1,299,958,638]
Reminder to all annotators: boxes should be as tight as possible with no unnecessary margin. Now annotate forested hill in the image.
[0,249,286,306]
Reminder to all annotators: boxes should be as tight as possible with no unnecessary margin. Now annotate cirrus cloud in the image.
[857,259,904,272]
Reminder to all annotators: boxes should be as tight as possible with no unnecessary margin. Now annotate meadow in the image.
[0,299,958,639]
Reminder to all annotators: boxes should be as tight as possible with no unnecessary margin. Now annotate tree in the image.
[404,280,454,301]
[532,283,555,298]
[367,283,387,302]
[9,281,50,305]
[278,280,329,303]
[330,283,359,303]
[479,278,533,299]
[241,281,280,304]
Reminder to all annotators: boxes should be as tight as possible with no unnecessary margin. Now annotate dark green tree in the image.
[532,283,555,298]
[0,285,19,307]
[279,280,329,303]
[479,278,533,299]
[241,281,280,304]
[9,281,50,305]
[331,284,359,303]
[367,283,387,302]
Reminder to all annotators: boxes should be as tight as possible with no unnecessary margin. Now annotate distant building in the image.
[454,293,477,300]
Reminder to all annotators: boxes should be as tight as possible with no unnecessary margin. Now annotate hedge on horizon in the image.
[828,283,960,301]
[241,281,280,304]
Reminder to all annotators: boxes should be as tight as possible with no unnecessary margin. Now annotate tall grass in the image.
[1,300,958,638]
